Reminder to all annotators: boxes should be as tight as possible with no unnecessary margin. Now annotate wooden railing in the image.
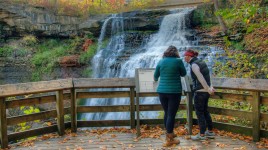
[0,78,267,148]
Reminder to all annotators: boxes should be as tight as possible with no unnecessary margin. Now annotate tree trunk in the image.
[213,0,228,34]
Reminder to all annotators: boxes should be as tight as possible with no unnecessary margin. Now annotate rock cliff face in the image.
[0,1,170,38]
[0,1,81,37]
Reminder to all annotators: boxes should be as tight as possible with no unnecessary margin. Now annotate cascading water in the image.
[80,8,224,121]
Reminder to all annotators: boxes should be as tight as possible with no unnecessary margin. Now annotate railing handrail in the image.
[73,78,135,89]
[1,77,267,97]
[0,78,73,97]
[212,77,268,92]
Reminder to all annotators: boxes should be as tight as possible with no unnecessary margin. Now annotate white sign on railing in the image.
[135,68,191,93]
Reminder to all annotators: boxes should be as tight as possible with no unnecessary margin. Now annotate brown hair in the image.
[184,49,199,57]
[163,45,180,58]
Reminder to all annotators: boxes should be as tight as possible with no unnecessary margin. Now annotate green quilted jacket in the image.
[154,57,186,93]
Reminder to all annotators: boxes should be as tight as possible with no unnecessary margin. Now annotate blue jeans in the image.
[159,93,181,133]
[194,92,213,134]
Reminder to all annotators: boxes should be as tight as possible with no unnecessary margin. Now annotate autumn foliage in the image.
[11,0,165,16]
[83,39,93,51]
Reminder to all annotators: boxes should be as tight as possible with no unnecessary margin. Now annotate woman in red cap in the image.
[184,49,216,140]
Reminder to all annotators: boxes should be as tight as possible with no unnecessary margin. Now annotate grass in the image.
[30,39,72,81]
[0,46,13,57]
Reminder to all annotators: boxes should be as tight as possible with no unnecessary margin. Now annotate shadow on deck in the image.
[10,125,267,150]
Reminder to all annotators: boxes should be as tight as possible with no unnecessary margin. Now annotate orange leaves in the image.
[82,39,93,51]
[256,138,268,149]
[13,125,268,149]
[45,121,52,126]
[139,125,164,139]
[99,145,107,150]
[110,134,117,138]
[58,137,70,144]
[40,133,59,140]
[174,125,188,136]
[18,140,35,147]
[75,146,84,150]
[215,142,228,148]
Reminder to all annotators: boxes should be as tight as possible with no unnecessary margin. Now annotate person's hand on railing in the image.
[208,87,215,95]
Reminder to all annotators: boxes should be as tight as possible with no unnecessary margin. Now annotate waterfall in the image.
[80,8,223,121]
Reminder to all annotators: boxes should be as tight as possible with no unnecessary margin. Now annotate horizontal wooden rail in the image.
[78,105,130,113]
[0,79,73,97]
[212,78,268,92]
[261,96,268,105]
[208,107,252,121]
[210,92,253,103]
[73,78,135,88]
[261,113,268,121]
[139,104,186,111]
[77,91,130,99]
[8,123,71,141]
[77,104,187,113]
[7,108,70,126]
[6,95,56,108]
[77,118,187,128]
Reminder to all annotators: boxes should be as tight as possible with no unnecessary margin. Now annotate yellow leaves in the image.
[128,144,135,148]
[233,146,247,150]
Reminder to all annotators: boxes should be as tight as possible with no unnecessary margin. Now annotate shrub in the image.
[21,35,38,46]
[0,46,13,57]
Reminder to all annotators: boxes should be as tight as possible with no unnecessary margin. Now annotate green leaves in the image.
[21,106,40,115]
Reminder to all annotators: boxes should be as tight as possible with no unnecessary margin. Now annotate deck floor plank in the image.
[10,131,265,150]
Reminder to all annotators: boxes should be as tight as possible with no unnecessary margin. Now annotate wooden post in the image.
[183,75,193,135]
[130,87,135,129]
[186,92,193,135]
[71,88,77,132]
[136,93,141,137]
[0,98,8,149]
[252,91,260,142]
[56,90,64,136]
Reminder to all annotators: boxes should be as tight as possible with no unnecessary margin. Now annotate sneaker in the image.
[205,130,215,138]
[191,133,207,141]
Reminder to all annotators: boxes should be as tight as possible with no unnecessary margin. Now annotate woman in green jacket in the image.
[154,45,186,146]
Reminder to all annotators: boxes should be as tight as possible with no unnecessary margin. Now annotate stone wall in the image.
[0,1,81,37]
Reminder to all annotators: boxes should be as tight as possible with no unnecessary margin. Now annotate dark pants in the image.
[159,93,181,133]
[194,92,213,134]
